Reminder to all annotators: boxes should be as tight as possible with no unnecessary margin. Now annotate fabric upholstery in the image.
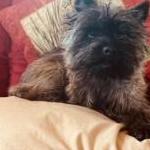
[0,96,149,150]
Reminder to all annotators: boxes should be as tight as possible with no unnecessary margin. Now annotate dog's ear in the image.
[74,0,96,11]
[129,1,149,22]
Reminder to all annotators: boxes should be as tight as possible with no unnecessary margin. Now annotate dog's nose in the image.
[102,46,112,56]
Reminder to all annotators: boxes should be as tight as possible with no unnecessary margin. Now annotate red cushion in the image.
[0,0,51,86]
[123,0,143,6]
[0,0,12,10]
[145,60,150,80]
[0,24,11,96]
[12,0,25,4]
[12,0,49,4]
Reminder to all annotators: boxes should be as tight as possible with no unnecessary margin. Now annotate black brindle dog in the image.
[10,0,150,141]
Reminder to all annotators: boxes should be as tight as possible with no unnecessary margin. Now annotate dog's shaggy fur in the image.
[9,48,68,102]
[10,0,150,140]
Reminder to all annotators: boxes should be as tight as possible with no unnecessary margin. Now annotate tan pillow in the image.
[0,96,149,150]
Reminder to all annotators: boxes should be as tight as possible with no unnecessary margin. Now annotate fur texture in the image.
[9,0,150,140]
[63,0,150,140]
[9,48,67,101]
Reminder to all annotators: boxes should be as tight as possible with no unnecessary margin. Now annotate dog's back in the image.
[9,48,68,101]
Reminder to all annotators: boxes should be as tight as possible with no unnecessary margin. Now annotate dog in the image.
[10,0,150,140]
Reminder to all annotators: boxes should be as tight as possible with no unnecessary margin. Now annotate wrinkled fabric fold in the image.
[0,96,149,150]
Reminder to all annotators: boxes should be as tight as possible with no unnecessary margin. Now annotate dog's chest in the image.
[84,78,132,110]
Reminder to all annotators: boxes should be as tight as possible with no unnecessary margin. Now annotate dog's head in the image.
[63,0,149,79]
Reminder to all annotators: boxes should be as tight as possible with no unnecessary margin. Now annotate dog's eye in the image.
[87,30,98,39]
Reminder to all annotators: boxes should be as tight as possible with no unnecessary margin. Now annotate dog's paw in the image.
[9,85,32,99]
[128,127,150,141]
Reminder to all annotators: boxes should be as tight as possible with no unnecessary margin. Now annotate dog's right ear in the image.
[74,0,96,11]
[129,1,149,23]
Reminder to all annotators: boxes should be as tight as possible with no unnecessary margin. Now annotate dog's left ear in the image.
[129,1,149,23]
[74,0,96,11]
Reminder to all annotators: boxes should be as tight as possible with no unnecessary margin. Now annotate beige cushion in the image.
[0,96,149,150]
